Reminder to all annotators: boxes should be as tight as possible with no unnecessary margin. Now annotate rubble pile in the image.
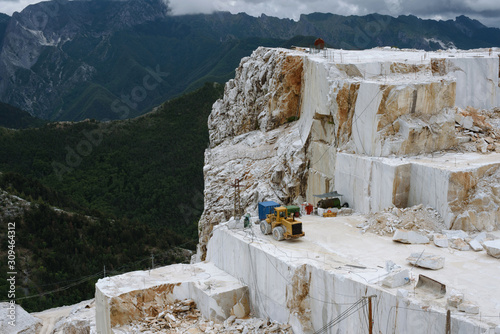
[361,204,446,236]
[114,299,293,334]
[454,106,500,153]
[361,205,500,258]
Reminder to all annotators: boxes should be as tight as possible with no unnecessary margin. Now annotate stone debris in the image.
[473,232,488,243]
[338,207,354,215]
[433,234,449,248]
[468,239,483,252]
[468,232,497,252]
[392,229,430,244]
[449,238,470,251]
[454,107,500,153]
[385,260,400,272]
[447,290,463,308]
[447,290,480,314]
[382,269,410,288]
[113,299,293,334]
[428,230,499,254]
[458,302,480,314]
[442,230,469,240]
[364,205,446,236]
[483,240,500,259]
[407,252,445,270]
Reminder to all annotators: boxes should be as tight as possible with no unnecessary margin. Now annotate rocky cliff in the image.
[198,48,309,259]
[197,46,500,261]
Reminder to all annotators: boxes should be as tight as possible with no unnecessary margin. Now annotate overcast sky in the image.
[1,0,499,28]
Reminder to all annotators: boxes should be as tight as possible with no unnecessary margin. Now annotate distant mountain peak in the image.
[0,7,498,121]
[454,15,487,37]
[455,15,486,28]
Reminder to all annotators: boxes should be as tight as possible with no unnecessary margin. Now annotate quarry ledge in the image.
[95,262,250,334]
[207,215,500,333]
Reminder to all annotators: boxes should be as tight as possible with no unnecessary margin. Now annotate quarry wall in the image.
[206,225,489,334]
[197,47,500,260]
[95,263,250,334]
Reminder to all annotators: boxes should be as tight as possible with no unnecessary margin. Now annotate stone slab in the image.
[393,229,430,244]
[433,234,448,248]
[483,240,500,258]
[468,239,483,252]
[458,302,480,314]
[382,269,410,288]
[407,252,445,270]
[449,238,470,251]
[442,230,468,239]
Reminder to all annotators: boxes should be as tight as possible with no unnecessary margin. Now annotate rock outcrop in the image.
[208,48,303,146]
[197,48,309,260]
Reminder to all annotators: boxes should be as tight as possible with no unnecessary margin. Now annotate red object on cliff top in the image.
[314,38,325,49]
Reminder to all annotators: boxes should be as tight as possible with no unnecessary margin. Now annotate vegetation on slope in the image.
[0,102,47,129]
[0,82,224,311]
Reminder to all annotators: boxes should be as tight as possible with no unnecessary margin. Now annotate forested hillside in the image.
[0,82,223,311]
[0,102,46,129]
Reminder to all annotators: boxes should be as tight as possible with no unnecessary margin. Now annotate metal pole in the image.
[103,265,106,278]
[151,254,154,270]
[237,179,241,218]
[368,296,373,334]
[232,178,242,220]
[446,310,451,334]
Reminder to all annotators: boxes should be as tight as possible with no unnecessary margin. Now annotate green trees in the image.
[0,82,223,311]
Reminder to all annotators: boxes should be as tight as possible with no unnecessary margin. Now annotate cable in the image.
[37,271,104,287]
[1,245,195,303]
[313,297,368,334]
[1,272,102,302]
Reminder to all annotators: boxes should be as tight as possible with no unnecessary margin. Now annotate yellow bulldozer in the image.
[259,206,305,241]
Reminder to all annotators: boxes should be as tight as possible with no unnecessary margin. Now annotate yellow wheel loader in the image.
[259,206,305,241]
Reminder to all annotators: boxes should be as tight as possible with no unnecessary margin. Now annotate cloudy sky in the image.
[1,0,499,28]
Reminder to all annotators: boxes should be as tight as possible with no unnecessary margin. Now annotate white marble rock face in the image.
[197,46,500,261]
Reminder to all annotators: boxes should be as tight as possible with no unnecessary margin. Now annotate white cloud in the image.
[168,0,218,15]
[0,0,40,15]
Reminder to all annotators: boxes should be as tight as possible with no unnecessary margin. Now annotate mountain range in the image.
[0,0,499,121]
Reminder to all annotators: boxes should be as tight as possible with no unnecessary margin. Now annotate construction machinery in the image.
[259,204,305,241]
[314,191,348,217]
[315,191,348,209]
[323,209,337,218]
